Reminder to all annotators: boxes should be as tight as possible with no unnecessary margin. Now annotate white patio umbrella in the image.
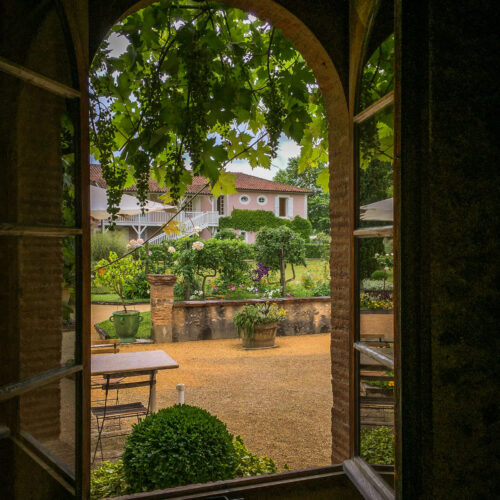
[90,185,175,220]
[360,197,393,222]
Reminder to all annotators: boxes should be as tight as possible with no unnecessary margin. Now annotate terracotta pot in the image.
[242,322,278,349]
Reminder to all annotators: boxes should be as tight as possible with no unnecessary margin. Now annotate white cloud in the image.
[226,134,301,180]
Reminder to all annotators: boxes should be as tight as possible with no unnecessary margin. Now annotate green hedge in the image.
[219,210,312,241]
[305,243,329,259]
[289,215,312,240]
[219,209,289,232]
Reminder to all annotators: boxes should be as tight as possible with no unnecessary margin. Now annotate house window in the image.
[279,197,287,217]
[183,196,193,212]
[239,194,250,205]
[217,195,225,215]
[257,195,267,205]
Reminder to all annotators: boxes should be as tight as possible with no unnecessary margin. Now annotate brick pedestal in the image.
[147,274,177,343]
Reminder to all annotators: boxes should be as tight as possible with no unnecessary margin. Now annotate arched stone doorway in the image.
[90,0,353,465]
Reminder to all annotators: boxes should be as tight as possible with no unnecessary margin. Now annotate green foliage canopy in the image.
[90,1,326,219]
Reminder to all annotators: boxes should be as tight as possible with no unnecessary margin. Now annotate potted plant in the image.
[233,302,286,349]
[94,251,143,343]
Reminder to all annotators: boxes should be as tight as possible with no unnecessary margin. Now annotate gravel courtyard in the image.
[92,334,333,470]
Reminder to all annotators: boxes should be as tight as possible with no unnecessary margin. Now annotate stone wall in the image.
[172,297,331,343]
[151,295,331,343]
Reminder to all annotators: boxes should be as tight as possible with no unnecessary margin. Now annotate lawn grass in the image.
[96,311,151,339]
[91,293,149,303]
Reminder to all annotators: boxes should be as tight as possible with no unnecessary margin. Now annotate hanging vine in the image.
[90,1,327,220]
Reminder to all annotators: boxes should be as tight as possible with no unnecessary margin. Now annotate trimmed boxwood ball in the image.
[122,405,238,491]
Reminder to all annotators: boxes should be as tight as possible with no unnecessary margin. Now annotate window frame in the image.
[348,10,397,497]
[239,194,251,205]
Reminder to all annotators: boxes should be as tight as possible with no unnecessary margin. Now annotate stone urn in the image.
[242,322,278,349]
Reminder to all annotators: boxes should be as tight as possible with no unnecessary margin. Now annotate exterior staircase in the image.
[109,211,219,243]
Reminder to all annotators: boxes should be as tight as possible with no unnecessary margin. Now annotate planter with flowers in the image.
[233,302,286,349]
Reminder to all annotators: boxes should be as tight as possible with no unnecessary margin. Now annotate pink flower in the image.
[229,285,236,290]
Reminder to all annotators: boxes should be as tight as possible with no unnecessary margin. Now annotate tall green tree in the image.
[90,1,326,219]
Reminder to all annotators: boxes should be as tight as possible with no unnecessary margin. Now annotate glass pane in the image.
[358,104,394,228]
[1,0,77,88]
[19,374,76,475]
[357,238,394,466]
[0,236,79,387]
[0,73,79,227]
[359,34,394,110]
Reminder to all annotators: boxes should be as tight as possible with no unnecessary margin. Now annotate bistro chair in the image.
[91,370,155,463]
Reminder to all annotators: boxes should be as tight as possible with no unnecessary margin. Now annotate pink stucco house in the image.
[90,164,311,243]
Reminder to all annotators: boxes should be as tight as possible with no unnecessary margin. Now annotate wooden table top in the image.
[91,350,179,376]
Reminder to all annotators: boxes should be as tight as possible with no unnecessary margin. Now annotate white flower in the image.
[384,266,390,271]
[375,253,379,257]
[168,246,176,254]
[193,226,202,234]
[385,253,389,256]
[391,253,394,256]
[137,238,144,245]
[192,241,204,251]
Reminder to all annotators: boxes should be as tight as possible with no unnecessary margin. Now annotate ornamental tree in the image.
[94,251,142,311]
[90,1,326,219]
[255,226,306,296]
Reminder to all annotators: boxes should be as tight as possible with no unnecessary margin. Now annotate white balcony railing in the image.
[108,211,220,243]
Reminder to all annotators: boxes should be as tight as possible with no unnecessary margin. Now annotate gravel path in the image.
[92,334,332,470]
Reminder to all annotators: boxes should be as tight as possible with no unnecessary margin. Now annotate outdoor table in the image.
[91,350,179,412]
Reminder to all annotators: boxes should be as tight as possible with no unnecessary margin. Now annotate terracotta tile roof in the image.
[90,164,165,193]
[90,165,312,195]
[186,172,312,194]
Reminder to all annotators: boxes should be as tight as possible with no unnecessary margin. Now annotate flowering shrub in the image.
[360,292,393,310]
[192,240,204,250]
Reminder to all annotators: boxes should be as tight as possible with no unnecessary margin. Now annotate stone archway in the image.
[88,0,352,464]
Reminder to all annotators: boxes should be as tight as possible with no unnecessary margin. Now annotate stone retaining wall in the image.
[167,297,331,343]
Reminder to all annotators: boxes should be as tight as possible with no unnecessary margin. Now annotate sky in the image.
[103,33,301,181]
[226,135,301,180]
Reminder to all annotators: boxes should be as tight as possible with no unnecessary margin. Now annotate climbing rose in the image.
[136,238,144,245]
[168,246,176,253]
[192,241,204,251]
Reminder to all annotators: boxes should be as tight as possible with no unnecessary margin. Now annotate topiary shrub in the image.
[122,405,238,491]
[360,426,394,465]
[370,269,389,281]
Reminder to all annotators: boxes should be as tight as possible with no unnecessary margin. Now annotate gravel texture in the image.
[91,334,332,471]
